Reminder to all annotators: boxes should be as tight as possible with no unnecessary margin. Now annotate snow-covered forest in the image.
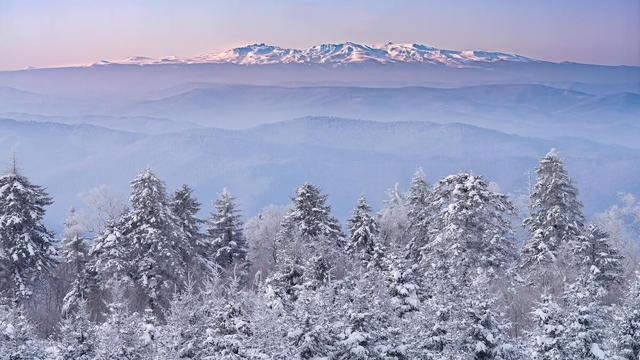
[1,149,639,359]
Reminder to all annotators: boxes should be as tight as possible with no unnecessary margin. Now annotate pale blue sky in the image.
[1,0,638,70]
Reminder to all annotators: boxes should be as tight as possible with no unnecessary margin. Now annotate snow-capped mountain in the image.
[91,42,534,67]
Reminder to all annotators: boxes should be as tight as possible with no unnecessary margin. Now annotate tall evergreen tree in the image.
[573,224,623,291]
[615,272,640,359]
[58,300,97,360]
[346,195,383,269]
[60,208,91,315]
[170,185,209,275]
[0,167,56,300]
[521,149,585,276]
[528,294,567,360]
[120,168,185,310]
[405,168,432,260]
[269,182,343,301]
[205,189,248,275]
[421,173,515,288]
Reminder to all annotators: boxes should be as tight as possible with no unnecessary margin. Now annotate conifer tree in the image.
[615,272,640,359]
[573,224,623,291]
[422,173,515,288]
[521,149,585,276]
[60,208,90,315]
[0,167,56,300]
[528,294,567,360]
[405,168,432,261]
[120,168,185,310]
[563,275,609,359]
[157,281,204,359]
[269,182,342,301]
[170,185,207,275]
[205,189,248,275]
[346,195,383,269]
[58,300,96,360]
[0,300,45,360]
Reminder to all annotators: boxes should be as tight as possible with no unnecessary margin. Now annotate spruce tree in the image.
[422,173,515,288]
[120,168,185,310]
[157,281,205,359]
[346,195,383,269]
[405,168,432,261]
[58,300,96,360]
[0,167,56,300]
[60,207,90,315]
[573,224,623,291]
[205,189,248,275]
[0,302,45,360]
[269,182,342,301]
[521,149,585,276]
[170,185,208,275]
[563,275,609,359]
[528,294,567,360]
[615,272,640,359]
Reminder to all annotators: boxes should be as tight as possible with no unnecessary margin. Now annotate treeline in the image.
[0,150,639,359]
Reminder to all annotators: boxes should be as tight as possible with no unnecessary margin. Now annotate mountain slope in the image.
[0,116,638,227]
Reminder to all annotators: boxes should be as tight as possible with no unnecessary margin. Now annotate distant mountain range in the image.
[1,116,639,228]
[91,42,534,67]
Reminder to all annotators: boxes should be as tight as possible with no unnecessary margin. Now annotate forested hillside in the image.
[0,150,639,359]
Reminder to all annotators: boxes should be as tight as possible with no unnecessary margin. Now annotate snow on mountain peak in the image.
[90,42,536,67]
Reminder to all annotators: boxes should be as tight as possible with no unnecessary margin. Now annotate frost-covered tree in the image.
[245,205,286,283]
[58,300,96,360]
[405,169,433,261]
[205,189,248,276]
[156,281,205,359]
[269,182,342,302]
[528,294,567,360]
[119,168,185,310]
[377,183,409,251]
[0,300,45,360]
[59,208,91,315]
[346,195,383,269]
[422,173,515,288]
[521,149,585,276]
[95,284,146,360]
[614,272,640,359]
[386,259,419,317]
[170,185,209,276]
[563,276,609,360]
[90,221,128,285]
[459,292,514,359]
[573,224,623,291]
[0,168,56,300]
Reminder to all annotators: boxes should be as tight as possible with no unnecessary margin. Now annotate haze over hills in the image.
[1,116,638,228]
[0,41,638,228]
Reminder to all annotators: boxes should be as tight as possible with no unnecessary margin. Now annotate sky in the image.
[0,0,638,70]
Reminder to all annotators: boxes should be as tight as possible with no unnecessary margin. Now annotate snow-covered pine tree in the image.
[58,299,96,360]
[89,221,128,285]
[60,208,91,315]
[573,224,623,292]
[528,294,567,360]
[563,275,609,360]
[0,300,46,360]
[614,272,640,359]
[269,182,342,302]
[95,282,146,360]
[205,189,248,276]
[156,280,205,359]
[170,185,207,277]
[422,173,516,288]
[119,168,185,311]
[386,258,419,318]
[0,167,56,301]
[521,149,585,279]
[346,195,383,269]
[406,168,431,226]
[459,293,514,359]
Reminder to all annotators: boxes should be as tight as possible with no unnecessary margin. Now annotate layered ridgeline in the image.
[1,116,639,227]
[0,151,639,359]
[1,42,637,96]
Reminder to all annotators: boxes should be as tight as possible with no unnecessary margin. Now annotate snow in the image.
[88,42,536,67]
